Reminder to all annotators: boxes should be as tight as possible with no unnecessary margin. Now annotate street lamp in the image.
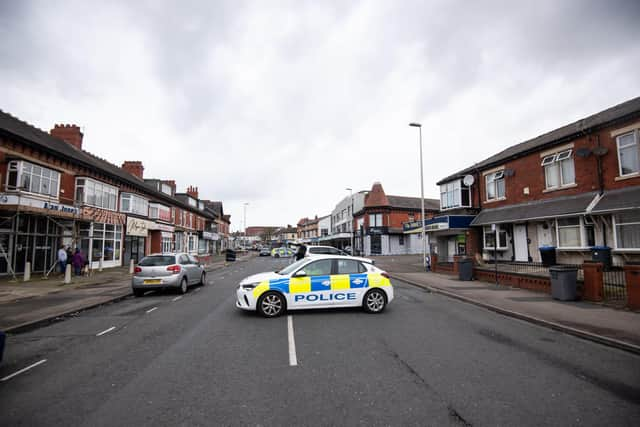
[346,187,354,255]
[409,122,427,270]
[243,202,249,248]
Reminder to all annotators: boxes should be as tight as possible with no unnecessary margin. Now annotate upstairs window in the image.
[75,178,117,210]
[5,160,60,198]
[485,171,505,200]
[616,130,639,176]
[161,183,172,195]
[440,179,471,210]
[120,193,149,216]
[369,213,383,227]
[149,203,172,222]
[542,150,575,189]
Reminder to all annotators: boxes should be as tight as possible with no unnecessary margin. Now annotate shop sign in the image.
[126,217,154,237]
[0,193,79,215]
[149,222,175,232]
[201,231,215,240]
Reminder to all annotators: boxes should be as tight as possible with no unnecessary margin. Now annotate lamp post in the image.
[243,202,249,248]
[346,187,354,255]
[409,122,427,270]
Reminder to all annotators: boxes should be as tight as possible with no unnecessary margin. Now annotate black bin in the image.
[539,246,557,267]
[550,266,579,301]
[458,258,473,281]
[225,249,236,262]
[591,246,612,271]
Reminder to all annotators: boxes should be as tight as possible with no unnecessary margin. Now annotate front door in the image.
[514,224,528,262]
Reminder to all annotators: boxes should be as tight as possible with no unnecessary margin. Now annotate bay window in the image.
[483,226,508,250]
[75,178,117,210]
[555,217,595,248]
[614,211,640,249]
[5,160,60,198]
[120,193,149,216]
[542,150,575,189]
[440,179,471,210]
[149,203,172,222]
[616,130,639,176]
[485,171,505,201]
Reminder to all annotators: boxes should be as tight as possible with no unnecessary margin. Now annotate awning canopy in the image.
[590,186,640,214]
[470,192,597,226]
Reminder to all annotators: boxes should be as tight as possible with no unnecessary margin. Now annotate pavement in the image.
[372,255,640,355]
[0,252,254,332]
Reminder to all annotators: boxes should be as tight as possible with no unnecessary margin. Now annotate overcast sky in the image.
[2,0,640,230]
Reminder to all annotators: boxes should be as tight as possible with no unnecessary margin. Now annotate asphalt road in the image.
[1,257,638,426]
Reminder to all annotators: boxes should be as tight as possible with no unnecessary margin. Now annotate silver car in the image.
[132,253,206,297]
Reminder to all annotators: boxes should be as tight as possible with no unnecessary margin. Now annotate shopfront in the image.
[404,215,475,262]
[124,216,154,264]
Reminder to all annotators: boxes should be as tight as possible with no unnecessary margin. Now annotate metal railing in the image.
[603,268,627,300]
[476,261,584,281]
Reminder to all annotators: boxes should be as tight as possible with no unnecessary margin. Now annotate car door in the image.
[188,255,201,282]
[288,259,334,308]
[334,259,368,306]
[179,254,193,283]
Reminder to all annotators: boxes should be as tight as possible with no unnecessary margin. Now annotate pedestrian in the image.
[57,245,67,274]
[294,244,307,261]
[72,248,85,276]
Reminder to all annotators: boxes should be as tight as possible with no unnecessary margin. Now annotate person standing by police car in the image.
[294,244,307,261]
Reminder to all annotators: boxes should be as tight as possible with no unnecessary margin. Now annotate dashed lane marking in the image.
[96,326,116,337]
[1,359,47,382]
[288,315,298,367]
[172,296,182,302]
[146,307,158,314]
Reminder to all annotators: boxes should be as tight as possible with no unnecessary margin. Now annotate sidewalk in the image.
[373,256,640,355]
[0,254,251,333]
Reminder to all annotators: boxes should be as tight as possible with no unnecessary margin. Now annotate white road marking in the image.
[287,315,298,367]
[146,307,158,314]
[96,326,116,336]
[0,359,47,382]
[172,296,182,302]
[195,287,201,292]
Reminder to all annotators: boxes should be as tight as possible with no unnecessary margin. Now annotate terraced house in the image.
[0,111,228,278]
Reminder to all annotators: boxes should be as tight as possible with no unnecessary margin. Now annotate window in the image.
[120,193,149,216]
[301,259,333,276]
[161,235,173,253]
[75,178,117,210]
[149,203,172,222]
[161,183,172,195]
[337,259,365,274]
[557,218,580,247]
[188,234,197,253]
[89,223,122,262]
[614,211,640,249]
[369,213,383,227]
[483,226,508,250]
[616,131,639,176]
[399,234,404,245]
[542,150,575,189]
[5,160,60,197]
[188,197,197,207]
[485,171,505,200]
[440,179,471,210]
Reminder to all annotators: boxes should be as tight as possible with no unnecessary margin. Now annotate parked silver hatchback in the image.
[132,253,206,297]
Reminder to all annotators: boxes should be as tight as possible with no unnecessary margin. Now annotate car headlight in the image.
[241,282,259,290]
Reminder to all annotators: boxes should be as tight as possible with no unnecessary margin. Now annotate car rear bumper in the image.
[132,274,182,289]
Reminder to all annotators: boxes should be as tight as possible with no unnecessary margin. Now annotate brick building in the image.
[0,111,228,277]
[354,182,439,256]
[434,96,640,266]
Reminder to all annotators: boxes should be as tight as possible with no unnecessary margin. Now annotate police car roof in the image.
[305,254,374,264]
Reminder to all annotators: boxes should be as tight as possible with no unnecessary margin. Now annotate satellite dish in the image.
[463,175,475,186]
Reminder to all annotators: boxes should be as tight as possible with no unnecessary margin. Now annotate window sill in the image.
[542,183,578,194]
[614,173,640,182]
[5,189,60,202]
[483,247,508,252]
[557,247,592,252]
[484,197,506,204]
[612,248,640,253]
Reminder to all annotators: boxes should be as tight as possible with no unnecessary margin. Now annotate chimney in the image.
[186,185,199,199]
[50,124,83,150]
[122,161,144,179]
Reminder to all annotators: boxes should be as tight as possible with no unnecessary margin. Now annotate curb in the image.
[390,273,640,356]
[4,264,229,334]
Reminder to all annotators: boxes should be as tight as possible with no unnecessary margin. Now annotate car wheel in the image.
[178,277,188,294]
[257,291,285,318]
[133,289,145,297]
[363,289,386,313]
[199,272,206,286]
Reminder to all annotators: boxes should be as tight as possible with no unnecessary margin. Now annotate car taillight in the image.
[134,266,142,274]
[167,265,181,274]
[381,272,390,279]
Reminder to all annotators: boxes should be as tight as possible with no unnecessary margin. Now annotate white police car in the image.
[236,255,394,317]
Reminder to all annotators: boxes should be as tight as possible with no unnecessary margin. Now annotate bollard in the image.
[129,259,134,274]
[23,262,31,282]
[99,257,103,272]
[64,263,72,284]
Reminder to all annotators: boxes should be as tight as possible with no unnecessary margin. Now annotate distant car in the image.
[236,255,394,317]
[259,248,271,256]
[132,253,206,297]
[305,245,374,264]
[271,247,294,258]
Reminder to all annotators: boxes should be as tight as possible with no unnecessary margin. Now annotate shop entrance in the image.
[124,236,146,264]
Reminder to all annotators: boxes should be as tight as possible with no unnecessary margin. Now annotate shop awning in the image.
[470,192,598,226]
[403,215,475,233]
[590,187,640,214]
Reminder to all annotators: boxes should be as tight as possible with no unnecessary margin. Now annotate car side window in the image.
[328,248,340,255]
[358,262,368,273]
[188,255,198,264]
[301,259,333,276]
[337,259,360,274]
[179,255,190,265]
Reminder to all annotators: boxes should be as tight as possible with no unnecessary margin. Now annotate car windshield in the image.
[276,259,309,275]
[138,255,175,266]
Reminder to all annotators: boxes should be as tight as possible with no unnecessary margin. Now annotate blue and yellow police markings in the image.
[252,273,390,302]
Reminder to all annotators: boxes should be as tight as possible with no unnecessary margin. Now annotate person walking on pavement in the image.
[295,244,307,261]
[57,245,67,274]
[72,248,85,276]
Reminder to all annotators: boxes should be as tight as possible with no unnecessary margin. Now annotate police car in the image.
[236,255,394,317]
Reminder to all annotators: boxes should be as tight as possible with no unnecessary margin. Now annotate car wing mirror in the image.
[293,270,307,278]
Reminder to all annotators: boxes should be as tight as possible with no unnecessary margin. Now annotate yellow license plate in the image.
[143,279,162,285]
